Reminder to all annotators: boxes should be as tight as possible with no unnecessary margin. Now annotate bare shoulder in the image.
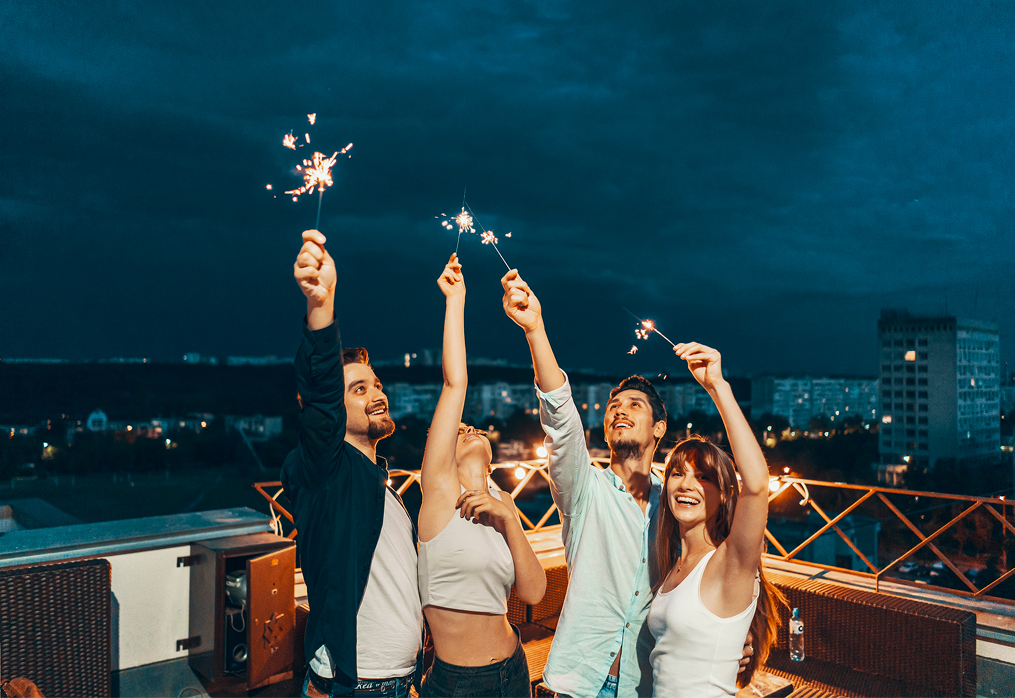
[700,543,758,618]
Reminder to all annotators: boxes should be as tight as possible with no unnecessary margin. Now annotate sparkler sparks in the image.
[481,230,498,245]
[307,113,316,125]
[624,307,677,352]
[455,208,474,235]
[283,133,297,150]
[285,151,340,200]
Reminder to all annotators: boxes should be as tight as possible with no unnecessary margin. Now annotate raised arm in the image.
[501,269,564,393]
[674,343,769,574]
[501,270,591,519]
[420,255,468,498]
[287,230,346,490]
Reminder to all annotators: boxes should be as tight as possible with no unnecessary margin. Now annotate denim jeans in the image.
[557,674,618,698]
[302,671,412,698]
[419,635,531,697]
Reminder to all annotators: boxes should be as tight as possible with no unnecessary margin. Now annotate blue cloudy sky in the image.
[2,1,1013,376]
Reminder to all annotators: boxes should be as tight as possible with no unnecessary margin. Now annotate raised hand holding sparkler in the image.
[500,269,541,334]
[294,229,337,330]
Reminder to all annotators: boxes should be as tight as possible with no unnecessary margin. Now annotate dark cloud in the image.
[1,0,1013,377]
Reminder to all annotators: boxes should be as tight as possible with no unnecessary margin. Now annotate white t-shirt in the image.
[311,488,422,680]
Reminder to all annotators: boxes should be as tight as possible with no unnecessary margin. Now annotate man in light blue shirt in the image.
[501,270,750,697]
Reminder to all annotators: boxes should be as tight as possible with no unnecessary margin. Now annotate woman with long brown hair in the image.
[647,342,785,697]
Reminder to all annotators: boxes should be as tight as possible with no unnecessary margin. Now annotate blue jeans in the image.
[557,675,618,698]
[596,675,619,698]
[302,672,412,698]
[419,635,531,697]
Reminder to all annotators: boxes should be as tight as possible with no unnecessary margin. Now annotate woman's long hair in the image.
[653,436,787,687]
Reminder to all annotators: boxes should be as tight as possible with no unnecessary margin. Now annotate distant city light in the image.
[905,350,916,361]
[536,446,548,458]
[42,442,48,448]
[514,466,526,480]
[903,455,911,463]
[687,423,692,429]
[882,415,892,424]
[165,438,171,445]
[783,467,790,474]
[126,425,132,431]
[200,421,207,428]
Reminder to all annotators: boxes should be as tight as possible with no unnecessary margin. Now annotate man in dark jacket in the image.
[284,229,422,698]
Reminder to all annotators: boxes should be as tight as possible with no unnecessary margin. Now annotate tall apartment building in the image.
[877,310,1000,474]
[751,377,878,429]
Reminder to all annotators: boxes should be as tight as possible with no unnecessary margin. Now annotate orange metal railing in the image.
[255,458,1015,604]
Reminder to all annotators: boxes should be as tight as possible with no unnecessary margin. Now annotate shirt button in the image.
[642,558,646,563]
[610,652,616,657]
[626,623,630,628]
[635,591,639,596]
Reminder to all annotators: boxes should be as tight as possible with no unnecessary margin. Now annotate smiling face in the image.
[604,389,667,459]
[343,362,395,442]
[665,459,724,530]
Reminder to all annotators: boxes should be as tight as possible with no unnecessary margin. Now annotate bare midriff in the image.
[424,606,518,666]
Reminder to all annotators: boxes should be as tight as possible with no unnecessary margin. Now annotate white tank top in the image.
[418,487,515,614]
[647,549,759,698]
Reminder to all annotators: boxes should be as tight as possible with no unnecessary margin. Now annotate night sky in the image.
[3,1,1014,377]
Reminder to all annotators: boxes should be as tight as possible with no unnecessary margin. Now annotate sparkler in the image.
[436,194,513,270]
[624,307,677,349]
[277,111,353,229]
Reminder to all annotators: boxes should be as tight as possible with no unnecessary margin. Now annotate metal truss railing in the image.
[255,459,1015,604]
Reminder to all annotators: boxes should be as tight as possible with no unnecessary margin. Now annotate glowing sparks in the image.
[283,132,297,150]
[307,113,317,125]
[265,184,272,190]
[455,208,474,234]
[305,133,311,143]
[628,345,639,355]
[285,151,339,200]
[481,230,498,245]
[624,308,677,352]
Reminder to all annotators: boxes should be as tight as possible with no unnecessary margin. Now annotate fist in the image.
[437,254,465,299]
[501,269,542,333]
[674,342,725,391]
[293,230,337,304]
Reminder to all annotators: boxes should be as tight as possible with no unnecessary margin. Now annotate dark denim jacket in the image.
[281,319,408,694]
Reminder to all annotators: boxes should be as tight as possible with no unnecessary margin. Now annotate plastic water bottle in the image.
[789,607,805,661]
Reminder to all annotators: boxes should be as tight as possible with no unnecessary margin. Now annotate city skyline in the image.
[2,2,1014,376]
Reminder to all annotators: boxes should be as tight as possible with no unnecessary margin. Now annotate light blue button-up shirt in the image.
[537,374,661,698]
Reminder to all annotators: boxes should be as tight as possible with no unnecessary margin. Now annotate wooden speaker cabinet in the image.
[188,532,296,691]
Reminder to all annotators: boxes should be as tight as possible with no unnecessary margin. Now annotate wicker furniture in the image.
[0,559,112,698]
[766,572,977,697]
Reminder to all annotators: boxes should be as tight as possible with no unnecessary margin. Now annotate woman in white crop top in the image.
[417,256,547,698]
[648,343,787,697]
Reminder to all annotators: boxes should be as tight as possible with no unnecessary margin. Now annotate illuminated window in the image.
[882,415,892,424]
[905,351,916,361]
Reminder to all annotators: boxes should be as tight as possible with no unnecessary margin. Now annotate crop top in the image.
[418,487,515,614]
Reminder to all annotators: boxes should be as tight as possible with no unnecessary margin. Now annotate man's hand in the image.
[738,631,754,673]
[501,269,542,334]
[437,254,465,299]
[674,342,726,393]
[294,230,337,305]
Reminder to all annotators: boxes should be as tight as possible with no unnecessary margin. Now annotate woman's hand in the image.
[674,342,726,392]
[437,254,465,299]
[456,489,517,534]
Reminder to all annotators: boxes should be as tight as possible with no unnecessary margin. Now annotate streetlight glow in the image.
[536,445,548,458]
[514,466,526,480]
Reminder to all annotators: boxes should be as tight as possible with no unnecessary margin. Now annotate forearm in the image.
[526,322,564,393]
[442,296,467,387]
[504,521,547,604]
[307,297,335,331]
[710,381,768,494]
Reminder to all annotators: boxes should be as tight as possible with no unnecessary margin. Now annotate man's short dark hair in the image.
[342,347,370,367]
[609,375,667,425]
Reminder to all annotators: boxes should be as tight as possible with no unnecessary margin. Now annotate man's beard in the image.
[367,415,396,440]
[610,435,646,462]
